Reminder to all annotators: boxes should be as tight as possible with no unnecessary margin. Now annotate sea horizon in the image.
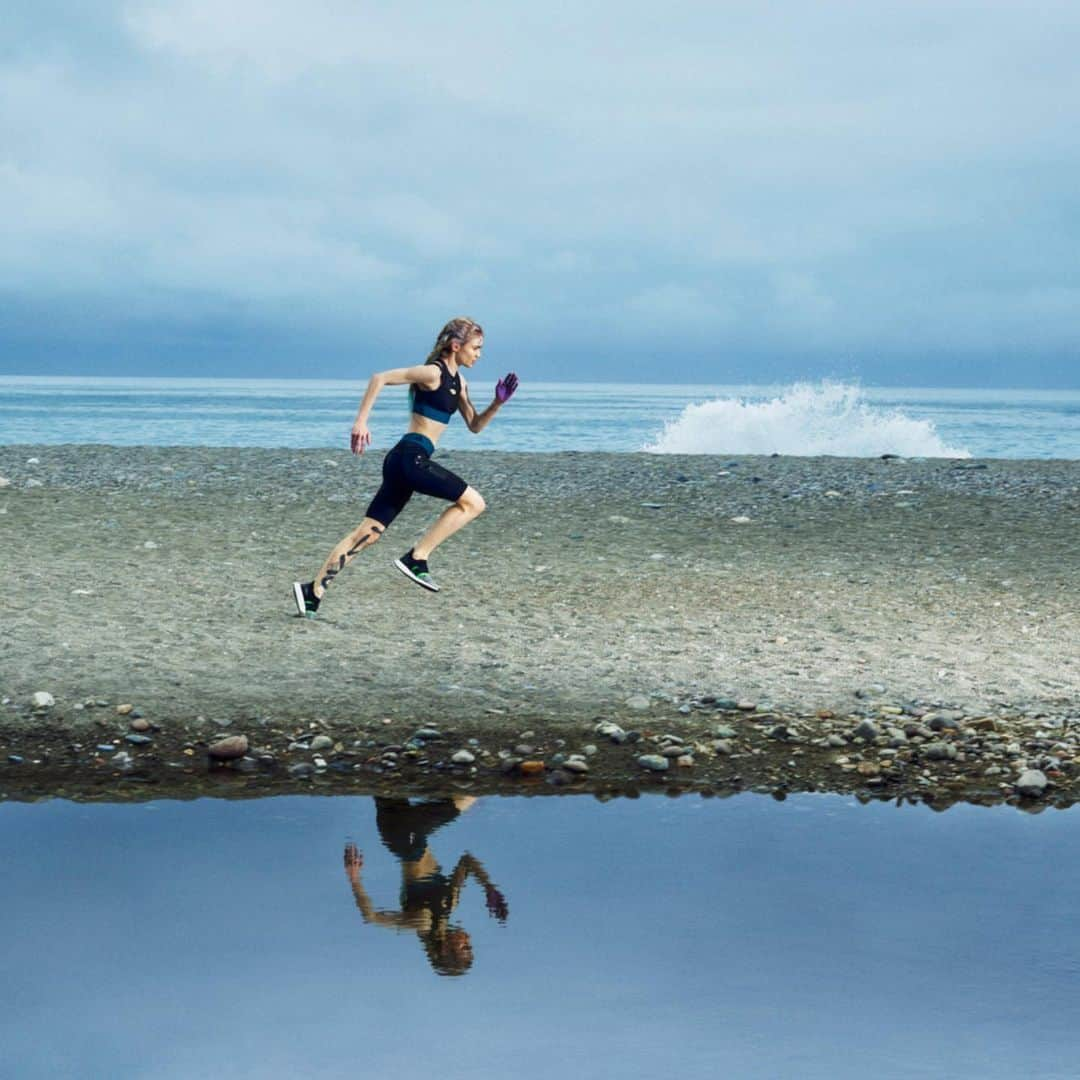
[2,372,1078,393]
[2,375,1078,459]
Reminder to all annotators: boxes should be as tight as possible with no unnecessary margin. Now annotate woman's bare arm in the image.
[350,365,441,454]
[449,852,509,922]
[344,843,410,928]
[457,379,507,435]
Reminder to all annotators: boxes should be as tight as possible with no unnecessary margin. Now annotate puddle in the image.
[3,792,1079,1078]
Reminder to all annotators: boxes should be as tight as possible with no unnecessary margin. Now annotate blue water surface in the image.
[2,791,1078,1079]
[1,377,1078,458]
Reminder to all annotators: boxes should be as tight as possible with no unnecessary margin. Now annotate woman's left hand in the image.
[496,373,519,403]
[484,883,509,922]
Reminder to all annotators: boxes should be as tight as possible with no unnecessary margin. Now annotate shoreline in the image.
[2,444,1077,806]
[3,701,1080,812]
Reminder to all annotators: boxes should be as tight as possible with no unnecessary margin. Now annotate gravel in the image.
[0,445,1076,760]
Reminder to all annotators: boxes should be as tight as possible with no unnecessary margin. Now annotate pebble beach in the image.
[1,443,1077,806]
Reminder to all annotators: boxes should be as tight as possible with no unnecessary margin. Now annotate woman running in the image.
[293,317,517,617]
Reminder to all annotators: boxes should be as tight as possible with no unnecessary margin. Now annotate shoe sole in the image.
[394,559,440,592]
[292,581,316,618]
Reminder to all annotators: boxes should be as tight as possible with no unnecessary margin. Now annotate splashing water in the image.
[644,381,971,458]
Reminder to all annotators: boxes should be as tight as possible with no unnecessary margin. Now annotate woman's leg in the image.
[411,487,485,560]
[313,517,385,598]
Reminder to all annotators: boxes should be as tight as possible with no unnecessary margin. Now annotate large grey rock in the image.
[924,741,958,761]
[1015,769,1049,797]
[637,754,670,772]
[595,721,628,744]
[853,719,880,741]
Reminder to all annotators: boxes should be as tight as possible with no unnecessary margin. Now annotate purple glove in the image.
[496,372,519,403]
[484,884,509,923]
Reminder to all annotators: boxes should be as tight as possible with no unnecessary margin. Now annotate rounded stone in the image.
[208,735,249,760]
[637,754,670,772]
[924,742,957,762]
[1015,769,1049,797]
[853,719,880,741]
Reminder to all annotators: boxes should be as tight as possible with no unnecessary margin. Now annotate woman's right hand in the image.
[350,422,371,455]
[344,842,363,875]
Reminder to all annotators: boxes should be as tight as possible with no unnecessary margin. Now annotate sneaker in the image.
[394,549,440,592]
[292,580,321,617]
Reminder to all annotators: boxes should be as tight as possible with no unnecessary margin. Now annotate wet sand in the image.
[1,444,1077,805]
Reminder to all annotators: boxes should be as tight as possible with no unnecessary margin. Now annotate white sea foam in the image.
[643,381,971,458]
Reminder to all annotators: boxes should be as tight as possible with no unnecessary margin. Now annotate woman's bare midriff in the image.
[408,415,448,446]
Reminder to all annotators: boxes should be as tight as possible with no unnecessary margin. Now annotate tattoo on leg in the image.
[346,533,373,557]
[319,525,384,592]
[320,554,345,591]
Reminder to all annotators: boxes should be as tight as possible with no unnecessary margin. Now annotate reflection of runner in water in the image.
[344,796,509,977]
[293,317,518,616]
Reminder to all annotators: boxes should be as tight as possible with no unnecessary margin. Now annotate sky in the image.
[2,1,1078,386]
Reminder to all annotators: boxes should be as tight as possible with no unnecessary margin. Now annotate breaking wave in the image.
[643,381,971,458]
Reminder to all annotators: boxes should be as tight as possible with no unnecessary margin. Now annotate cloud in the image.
[1,2,1078,379]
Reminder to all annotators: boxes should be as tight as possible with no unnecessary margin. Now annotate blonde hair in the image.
[425,317,483,365]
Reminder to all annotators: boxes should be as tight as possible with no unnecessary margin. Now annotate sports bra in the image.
[410,359,461,424]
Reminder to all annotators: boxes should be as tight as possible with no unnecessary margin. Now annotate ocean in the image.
[1,377,1077,459]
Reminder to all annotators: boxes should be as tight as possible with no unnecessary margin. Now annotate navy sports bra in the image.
[410,359,461,424]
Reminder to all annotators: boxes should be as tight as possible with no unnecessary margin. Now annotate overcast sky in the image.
[2,1,1078,385]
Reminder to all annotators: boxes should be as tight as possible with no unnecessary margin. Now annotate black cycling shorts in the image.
[364,433,469,528]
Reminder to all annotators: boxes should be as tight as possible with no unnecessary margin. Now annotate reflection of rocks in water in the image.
[345,797,508,977]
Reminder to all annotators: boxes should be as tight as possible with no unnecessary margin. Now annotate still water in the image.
[2,791,1077,1079]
